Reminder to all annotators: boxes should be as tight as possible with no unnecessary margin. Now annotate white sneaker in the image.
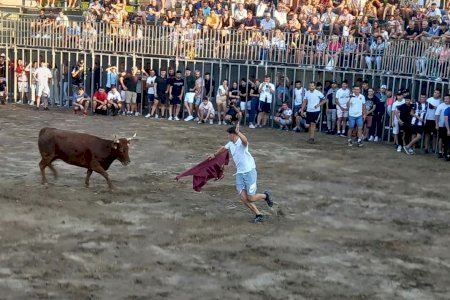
[135,112,140,116]
[194,117,199,122]
[249,123,256,129]
[174,117,180,121]
[168,116,173,121]
[184,115,194,121]
[145,113,151,118]
[397,145,402,152]
[209,120,213,125]
[197,121,202,124]
[155,114,159,119]
[374,136,379,142]
[368,136,374,142]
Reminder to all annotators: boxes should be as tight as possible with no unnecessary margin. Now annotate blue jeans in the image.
[348,115,363,129]
[248,97,258,124]
[260,49,268,61]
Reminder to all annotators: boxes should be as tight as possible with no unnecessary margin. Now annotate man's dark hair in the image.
[295,80,302,84]
[227,126,237,134]
[176,70,182,74]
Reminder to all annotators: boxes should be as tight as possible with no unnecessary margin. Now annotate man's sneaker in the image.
[368,136,374,142]
[357,140,363,147]
[348,139,353,147]
[307,138,315,144]
[340,133,346,137]
[197,120,202,124]
[194,117,199,122]
[174,117,180,121]
[168,116,173,121]
[209,119,214,125]
[374,136,379,142]
[184,115,194,121]
[264,191,273,207]
[135,112,140,116]
[409,148,415,155]
[154,114,159,119]
[403,146,410,155]
[397,145,402,152]
[253,214,264,223]
[145,113,151,118]
[249,123,256,129]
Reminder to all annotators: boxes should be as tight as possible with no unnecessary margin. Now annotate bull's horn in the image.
[112,134,119,143]
[127,132,137,141]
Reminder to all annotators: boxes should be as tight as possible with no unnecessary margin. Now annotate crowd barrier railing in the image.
[2,18,449,81]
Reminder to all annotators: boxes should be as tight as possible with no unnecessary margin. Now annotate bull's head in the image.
[112,133,136,166]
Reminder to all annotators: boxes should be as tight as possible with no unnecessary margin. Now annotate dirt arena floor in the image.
[0,105,449,299]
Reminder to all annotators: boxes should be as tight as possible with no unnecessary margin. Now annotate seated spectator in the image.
[404,20,420,40]
[73,87,90,116]
[308,16,323,36]
[55,11,69,33]
[205,10,221,29]
[416,20,442,41]
[273,3,288,28]
[233,3,247,26]
[224,95,242,124]
[146,0,162,24]
[356,16,372,38]
[321,7,337,35]
[274,102,293,130]
[365,36,387,71]
[198,96,216,124]
[242,11,257,30]
[163,10,177,27]
[107,85,122,115]
[202,1,212,17]
[426,3,442,20]
[93,87,109,115]
[256,0,268,18]
[180,10,193,28]
[89,0,105,21]
[325,35,342,70]
[260,12,276,31]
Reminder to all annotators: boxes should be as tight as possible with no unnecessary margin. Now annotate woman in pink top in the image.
[438,42,450,80]
[325,35,342,70]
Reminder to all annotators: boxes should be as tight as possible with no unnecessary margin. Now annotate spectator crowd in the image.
[3,57,450,162]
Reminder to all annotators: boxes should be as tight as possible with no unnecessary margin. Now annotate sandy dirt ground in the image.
[0,105,449,300]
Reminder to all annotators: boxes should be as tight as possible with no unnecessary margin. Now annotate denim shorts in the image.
[348,115,363,129]
[236,169,257,195]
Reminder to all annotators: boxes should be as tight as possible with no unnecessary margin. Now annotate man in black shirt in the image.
[150,69,169,118]
[120,68,139,116]
[71,60,85,100]
[326,81,338,134]
[204,72,215,99]
[396,97,414,153]
[184,68,196,121]
[169,70,184,121]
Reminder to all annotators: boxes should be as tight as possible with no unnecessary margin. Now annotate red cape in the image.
[175,151,230,192]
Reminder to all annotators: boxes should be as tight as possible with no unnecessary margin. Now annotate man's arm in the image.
[208,146,227,160]
[445,115,449,135]
[435,106,441,130]
[235,123,248,146]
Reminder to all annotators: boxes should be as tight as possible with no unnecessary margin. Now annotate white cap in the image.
[380,85,387,89]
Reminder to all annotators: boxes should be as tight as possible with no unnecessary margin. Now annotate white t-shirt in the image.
[35,67,52,86]
[216,84,227,97]
[146,76,157,94]
[259,82,275,103]
[199,101,215,114]
[293,87,306,107]
[426,97,441,121]
[336,88,350,109]
[279,108,293,119]
[305,89,325,112]
[348,94,366,117]
[435,103,450,127]
[392,99,405,121]
[107,90,122,102]
[225,138,256,174]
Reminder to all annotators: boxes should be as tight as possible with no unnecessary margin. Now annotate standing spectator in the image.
[168,70,184,121]
[274,102,293,130]
[347,86,366,147]
[183,68,196,121]
[256,75,275,128]
[365,36,387,71]
[204,72,215,100]
[34,61,52,110]
[239,78,249,121]
[364,88,380,141]
[273,3,288,28]
[391,91,406,151]
[404,94,428,155]
[301,82,326,144]
[216,79,228,125]
[149,69,169,119]
[198,96,215,124]
[233,3,248,26]
[73,87,90,116]
[444,105,450,160]
[370,84,387,142]
[424,89,442,154]
[145,69,157,118]
[292,80,306,132]
[71,59,84,100]
[105,65,119,92]
[120,67,139,116]
[396,96,414,154]
[336,81,351,137]
[248,78,260,129]
[15,59,29,104]
[193,70,205,121]
[26,61,38,106]
[0,78,6,105]
[93,87,109,115]
[326,81,338,134]
[435,95,450,158]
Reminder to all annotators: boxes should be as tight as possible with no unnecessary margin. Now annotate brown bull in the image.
[38,127,135,189]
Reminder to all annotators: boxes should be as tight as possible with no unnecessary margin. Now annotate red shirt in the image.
[94,91,107,104]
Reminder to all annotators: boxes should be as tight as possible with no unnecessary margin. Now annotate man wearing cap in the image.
[208,123,273,223]
[391,91,406,152]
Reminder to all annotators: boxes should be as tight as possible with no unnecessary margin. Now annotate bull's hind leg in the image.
[48,163,58,180]
[39,159,49,185]
[90,162,113,190]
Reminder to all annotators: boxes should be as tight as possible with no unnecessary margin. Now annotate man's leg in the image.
[240,190,261,216]
[309,122,316,140]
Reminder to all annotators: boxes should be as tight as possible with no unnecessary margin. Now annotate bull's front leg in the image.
[85,169,93,188]
[39,160,48,185]
[90,162,114,191]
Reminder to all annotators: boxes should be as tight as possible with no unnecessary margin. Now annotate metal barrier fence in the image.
[1,18,450,81]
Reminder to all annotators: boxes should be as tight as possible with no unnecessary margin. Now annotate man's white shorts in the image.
[393,118,399,135]
[337,107,348,118]
[18,81,28,93]
[36,84,50,97]
[185,92,195,104]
